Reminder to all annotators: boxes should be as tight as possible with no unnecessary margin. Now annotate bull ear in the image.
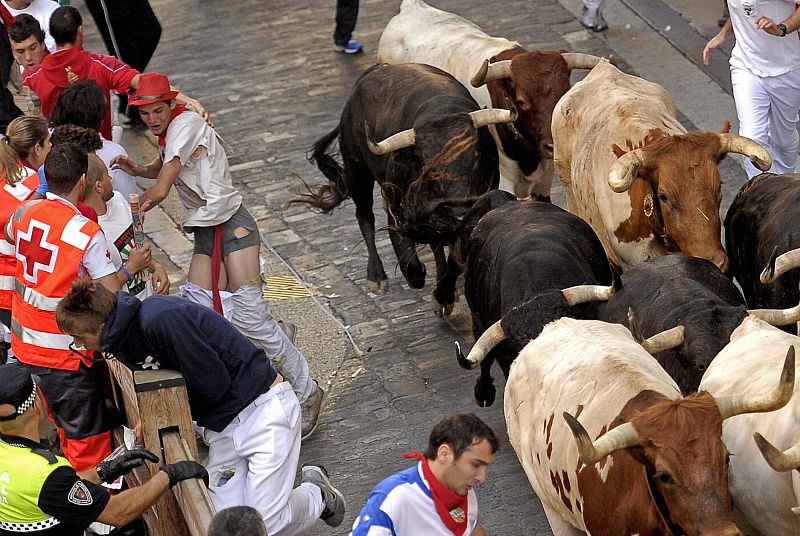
[720,120,731,134]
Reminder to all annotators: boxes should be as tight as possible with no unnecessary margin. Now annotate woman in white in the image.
[704,0,800,179]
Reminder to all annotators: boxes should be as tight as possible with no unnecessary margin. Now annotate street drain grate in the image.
[262,274,312,299]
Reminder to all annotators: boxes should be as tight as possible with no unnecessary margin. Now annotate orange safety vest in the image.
[11,198,102,370]
[0,167,38,310]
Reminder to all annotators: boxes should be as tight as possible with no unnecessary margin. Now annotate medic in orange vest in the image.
[0,116,50,330]
[5,143,152,472]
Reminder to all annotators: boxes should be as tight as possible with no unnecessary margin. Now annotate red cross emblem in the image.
[16,220,58,284]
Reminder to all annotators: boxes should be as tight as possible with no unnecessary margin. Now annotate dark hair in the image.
[423,413,499,460]
[208,506,267,536]
[8,14,45,44]
[51,79,106,132]
[49,6,82,46]
[56,279,117,335]
[44,142,87,195]
[50,125,102,153]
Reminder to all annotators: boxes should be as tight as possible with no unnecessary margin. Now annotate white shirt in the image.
[97,137,138,201]
[2,0,59,53]
[98,192,152,298]
[728,0,800,77]
[6,193,116,279]
[162,111,242,229]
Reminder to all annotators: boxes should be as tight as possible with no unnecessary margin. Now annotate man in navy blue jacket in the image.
[55,279,346,536]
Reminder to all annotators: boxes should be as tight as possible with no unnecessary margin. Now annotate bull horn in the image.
[563,413,639,465]
[469,108,518,129]
[365,122,416,155]
[761,246,800,284]
[470,59,513,87]
[561,52,604,70]
[719,133,772,172]
[562,283,615,306]
[715,346,795,420]
[641,325,685,354]
[608,148,646,193]
[456,320,505,370]
[753,433,800,472]
[747,301,800,326]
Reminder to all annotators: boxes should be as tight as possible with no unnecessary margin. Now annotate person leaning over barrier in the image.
[0,361,208,535]
[56,279,347,536]
[350,413,497,536]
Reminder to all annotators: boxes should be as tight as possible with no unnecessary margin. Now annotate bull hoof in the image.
[431,299,455,318]
[367,278,389,294]
[474,380,496,408]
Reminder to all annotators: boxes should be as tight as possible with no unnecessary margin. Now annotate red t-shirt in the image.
[22,46,139,139]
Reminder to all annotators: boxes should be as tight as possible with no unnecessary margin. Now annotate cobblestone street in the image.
[74,0,756,533]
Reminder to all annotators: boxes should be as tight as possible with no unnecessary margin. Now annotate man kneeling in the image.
[55,279,346,535]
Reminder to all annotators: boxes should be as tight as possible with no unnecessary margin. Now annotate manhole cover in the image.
[262,274,312,299]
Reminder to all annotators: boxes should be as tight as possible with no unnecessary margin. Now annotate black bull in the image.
[294,63,504,316]
[456,192,613,407]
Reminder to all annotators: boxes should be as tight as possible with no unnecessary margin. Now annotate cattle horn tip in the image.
[563,412,598,465]
[760,245,779,284]
[717,346,795,419]
[455,341,478,370]
[470,59,490,87]
[753,432,800,472]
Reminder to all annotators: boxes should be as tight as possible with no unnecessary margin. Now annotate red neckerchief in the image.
[403,451,469,535]
[0,5,13,29]
[157,104,187,147]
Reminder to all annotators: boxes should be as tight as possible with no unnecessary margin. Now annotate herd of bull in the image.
[290,1,800,534]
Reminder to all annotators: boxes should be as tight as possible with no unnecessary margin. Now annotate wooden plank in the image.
[163,433,216,536]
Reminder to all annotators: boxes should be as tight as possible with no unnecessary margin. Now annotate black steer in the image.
[296,63,514,317]
[456,195,614,406]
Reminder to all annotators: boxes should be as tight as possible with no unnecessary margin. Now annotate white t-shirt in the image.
[98,192,152,298]
[7,193,116,279]
[97,137,138,201]
[728,0,800,77]
[162,111,242,229]
[2,0,59,53]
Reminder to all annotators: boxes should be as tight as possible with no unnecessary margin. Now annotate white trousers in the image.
[198,382,323,536]
[731,64,800,178]
[180,281,313,403]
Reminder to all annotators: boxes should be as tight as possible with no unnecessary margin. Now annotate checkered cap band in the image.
[0,381,36,422]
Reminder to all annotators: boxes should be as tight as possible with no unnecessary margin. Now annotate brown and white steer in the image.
[700,317,800,536]
[552,60,771,271]
[505,317,794,536]
[377,0,603,200]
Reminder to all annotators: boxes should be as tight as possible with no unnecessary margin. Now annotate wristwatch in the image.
[778,23,788,37]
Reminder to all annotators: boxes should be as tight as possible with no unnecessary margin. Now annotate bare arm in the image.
[95,471,170,526]
[111,155,162,180]
[138,157,182,212]
[95,244,153,292]
[703,17,733,66]
[757,6,800,35]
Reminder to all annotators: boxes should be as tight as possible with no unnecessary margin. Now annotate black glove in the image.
[96,445,160,483]
[160,461,209,488]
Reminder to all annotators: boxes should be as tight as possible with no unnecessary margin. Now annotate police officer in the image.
[0,362,208,535]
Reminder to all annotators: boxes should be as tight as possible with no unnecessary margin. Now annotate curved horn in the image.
[469,108,518,129]
[641,325,685,354]
[561,52,604,70]
[719,133,772,172]
[470,59,513,87]
[365,123,416,155]
[563,413,639,465]
[608,148,646,193]
[562,284,615,306]
[716,346,795,420]
[753,433,800,472]
[761,246,800,284]
[747,301,800,326]
[456,319,505,370]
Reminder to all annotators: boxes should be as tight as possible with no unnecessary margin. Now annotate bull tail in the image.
[288,127,349,213]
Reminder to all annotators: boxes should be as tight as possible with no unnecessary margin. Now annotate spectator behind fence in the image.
[703,1,800,179]
[209,506,268,536]
[7,14,46,116]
